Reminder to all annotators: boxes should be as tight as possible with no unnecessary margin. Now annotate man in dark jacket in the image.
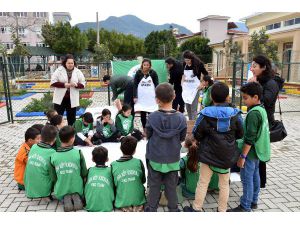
[184,82,243,212]
[165,57,185,113]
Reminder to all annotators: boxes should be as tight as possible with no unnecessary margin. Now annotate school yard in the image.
[0,92,300,212]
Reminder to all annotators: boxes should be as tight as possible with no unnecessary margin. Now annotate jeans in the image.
[240,157,260,211]
[185,91,199,120]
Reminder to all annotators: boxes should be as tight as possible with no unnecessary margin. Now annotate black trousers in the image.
[145,161,179,212]
[54,97,76,126]
[123,80,135,116]
[91,132,120,145]
[140,111,150,129]
[259,161,266,188]
[172,88,185,113]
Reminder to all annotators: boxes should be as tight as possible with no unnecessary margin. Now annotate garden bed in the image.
[80,92,94,98]
[0,102,6,108]
[1,92,36,100]
[16,108,85,117]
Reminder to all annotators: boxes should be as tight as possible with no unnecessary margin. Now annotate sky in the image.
[1,0,299,33]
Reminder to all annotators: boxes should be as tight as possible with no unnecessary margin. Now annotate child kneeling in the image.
[111,136,146,212]
[51,126,88,212]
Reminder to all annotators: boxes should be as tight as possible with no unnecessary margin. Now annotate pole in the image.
[96,12,99,46]
[232,61,236,105]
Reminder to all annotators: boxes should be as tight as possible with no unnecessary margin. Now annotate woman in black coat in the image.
[165,57,185,113]
[249,55,279,188]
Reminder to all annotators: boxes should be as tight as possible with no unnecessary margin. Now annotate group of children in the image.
[14,80,270,212]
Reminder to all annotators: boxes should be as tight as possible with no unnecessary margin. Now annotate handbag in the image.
[269,96,287,142]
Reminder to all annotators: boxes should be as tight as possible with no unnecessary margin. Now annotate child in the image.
[24,125,57,199]
[45,109,58,125]
[73,112,94,146]
[179,136,219,200]
[184,82,243,212]
[92,109,119,145]
[145,83,187,212]
[50,114,66,149]
[31,124,45,134]
[51,126,88,212]
[200,75,214,108]
[228,82,270,212]
[84,146,115,212]
[14,127,41,190]
[115,104,143,141]
[111,136,146,212]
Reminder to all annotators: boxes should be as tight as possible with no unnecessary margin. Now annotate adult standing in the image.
[165,57,185,113]
[182,50,208,120]
[50,54,86,126]
[102,75,135,115]
[249,55,279,188]
[133,58,159,134]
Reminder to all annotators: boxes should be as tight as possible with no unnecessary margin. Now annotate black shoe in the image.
[63,194,74,212]
[251,203,258,209]
[183,206,200,212]
[227,205,248,212]
[72,193,83,211]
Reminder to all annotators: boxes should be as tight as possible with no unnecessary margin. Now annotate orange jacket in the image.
[14,143,31,185]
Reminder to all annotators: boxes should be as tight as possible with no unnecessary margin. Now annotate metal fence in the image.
[0,58,112,124]
[231,61,300,113]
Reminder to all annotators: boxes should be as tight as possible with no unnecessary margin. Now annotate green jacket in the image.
[238,105,271,162]
[84,166,115,212]
[73,118,93,135]
[201,86,213,107]
[111,156,146,208]
[115,113,134,136]
[24,143,56,198]
[50,146,88,200]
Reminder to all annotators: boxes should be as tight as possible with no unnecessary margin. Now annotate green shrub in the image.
[22,92,92,112]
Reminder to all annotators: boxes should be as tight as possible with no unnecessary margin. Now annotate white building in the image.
[52,12,72,24]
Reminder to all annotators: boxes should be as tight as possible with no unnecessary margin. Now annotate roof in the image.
[228,22,249,33]
[240,13,264,21]
[176,32,202,40]
[198,15,230,22]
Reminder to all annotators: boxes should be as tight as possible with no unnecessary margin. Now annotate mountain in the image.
[75,15,193,39]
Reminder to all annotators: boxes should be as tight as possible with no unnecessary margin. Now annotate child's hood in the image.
[148,112,186,138]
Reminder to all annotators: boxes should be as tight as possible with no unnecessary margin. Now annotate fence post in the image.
[107,62,111,106]
[239,61,244,109]
[232,61,237,105]
[2,56,13,123]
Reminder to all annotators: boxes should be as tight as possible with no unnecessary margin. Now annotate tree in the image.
[42,22,88,54]
[248,29,278,62]
[85,28,145,58]
[93,44,112,62]
[179,36,212,63]
[144,30,177,58]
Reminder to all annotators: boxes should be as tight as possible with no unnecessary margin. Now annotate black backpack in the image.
[274,73,285,90]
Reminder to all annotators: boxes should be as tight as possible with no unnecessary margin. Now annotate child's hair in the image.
[59,126,75,143]
[120,104,132,114]
[44,109,57,121]
[31,124,44,133]
[50,115,63,127]
[155,82,175,103]
[41,125,58,143]
[103,75,111,82]
[120,136,137,155]
[101,109,111,120]
[25,127,40,142]
[92,146,108,165]
[81,112,94,124]
[203,75,214,86]
[184,136,199,173]
[211,82,229,103]
[240,82,263,100]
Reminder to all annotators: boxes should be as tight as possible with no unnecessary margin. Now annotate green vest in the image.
[103,124,113,138]
[24,143,56,198]
[181,157,219,193]
[74,118,93,135]
[117,114,133,136]
[238,106,271,162]
[111,158,146,208]
[84,166,115,212]
[201,86,212,107]
[51,147,85,200]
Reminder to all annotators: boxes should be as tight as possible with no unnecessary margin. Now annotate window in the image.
[18,27,25,34]
[33,12,36,17]
[0,27,6,33]
[5,43,14,49]
[266,24,273,30]
[0,12,9,17]
[274,22,281,29]
[266,22,281,30]
[43,12,47,17]
[295,18,300,24]
[285,19,295,26]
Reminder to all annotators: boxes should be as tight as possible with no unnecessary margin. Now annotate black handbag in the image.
[269,96,287,142]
